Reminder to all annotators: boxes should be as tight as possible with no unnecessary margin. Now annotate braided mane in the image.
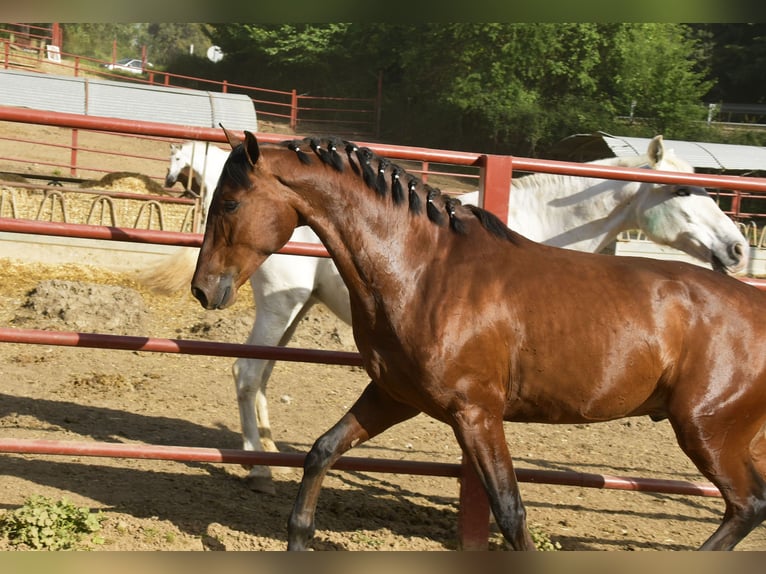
[279,137,517,243]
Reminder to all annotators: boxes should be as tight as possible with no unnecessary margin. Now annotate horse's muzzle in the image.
[191,274,235,310]
[713,240,749,275]
[164,175,176,188]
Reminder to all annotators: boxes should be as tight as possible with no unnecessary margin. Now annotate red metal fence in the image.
[3,107,766,549]
[0,27,380,138]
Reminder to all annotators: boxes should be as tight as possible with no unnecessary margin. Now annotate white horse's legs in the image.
[233,253,325,491]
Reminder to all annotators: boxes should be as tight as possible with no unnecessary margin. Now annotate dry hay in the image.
[0,172,30,184]
[1,172,199,233]
[80,171,170,195]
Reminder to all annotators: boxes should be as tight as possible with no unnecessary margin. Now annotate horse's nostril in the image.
[732,242,745,259]
[191,286,207,308]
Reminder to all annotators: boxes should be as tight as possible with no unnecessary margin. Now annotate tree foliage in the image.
[58,23,766,155]
[61,23,212,66]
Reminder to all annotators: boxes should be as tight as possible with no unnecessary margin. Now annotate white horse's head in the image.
[619,136,749,275]
[165,142,200,193]
[165,141,230,228]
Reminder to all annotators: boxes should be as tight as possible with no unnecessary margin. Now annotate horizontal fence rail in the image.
[0,327,362,367]
[3,106,766,549]
[0,438,721,498]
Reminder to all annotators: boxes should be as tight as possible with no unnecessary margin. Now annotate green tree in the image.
[60,23,212,67]
[603,23,714,136]
[694,23,766,104]
[198,23,736,152]
[143,23,214,66]
[392,23,613,154]
[205,24,356,91]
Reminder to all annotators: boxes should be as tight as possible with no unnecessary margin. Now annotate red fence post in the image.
[479,154,513,223]
[454,153,514,551]
[290,89,298,132]
[69,128,78,177]
[457,455,490,550]
[52,23,62,47]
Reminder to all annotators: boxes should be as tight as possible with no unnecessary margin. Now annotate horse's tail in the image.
[136,247,198,294]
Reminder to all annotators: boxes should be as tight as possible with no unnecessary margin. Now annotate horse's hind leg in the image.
[235,276,314,492]
[288,382,419,550]
[451,412,536,550]
[235,294,312,452]
[675,415,766,550]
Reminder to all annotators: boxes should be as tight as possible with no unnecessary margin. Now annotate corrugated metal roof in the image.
[0,71,86,115]
[0,69,257,131]
[551,131,766,173]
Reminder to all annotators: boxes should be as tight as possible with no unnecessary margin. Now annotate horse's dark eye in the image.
[222,200,240,213]
[675,187,691,197]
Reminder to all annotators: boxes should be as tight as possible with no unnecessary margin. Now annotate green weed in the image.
[0,495,104,550]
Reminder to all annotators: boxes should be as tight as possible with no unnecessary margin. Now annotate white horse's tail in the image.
[136,247,199,294]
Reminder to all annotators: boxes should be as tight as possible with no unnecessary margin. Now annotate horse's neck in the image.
[506,173,643,253]
[295,181,443,322]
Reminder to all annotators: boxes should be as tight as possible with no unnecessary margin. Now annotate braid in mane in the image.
[444,196,467,234]
[391,167,405,205]
[306,137,345,172]
[355,147,377,190]
[407,178,422,214]
[375,158,390,197]
[344,142,360,176]
[287,140,312,165]
[308,138,322,157]
[425,187,445,226]
[326,138,344,171]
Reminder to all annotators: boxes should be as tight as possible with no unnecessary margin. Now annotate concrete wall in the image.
[0,231,185,274]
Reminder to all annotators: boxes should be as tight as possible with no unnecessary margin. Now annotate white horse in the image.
[165,141,228,224]
[152,136,749,492]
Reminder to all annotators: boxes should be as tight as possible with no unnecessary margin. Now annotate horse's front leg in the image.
[288,381,419,550]
[452,408,536,550]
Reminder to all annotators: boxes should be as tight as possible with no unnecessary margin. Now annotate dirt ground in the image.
[1,119,765,552]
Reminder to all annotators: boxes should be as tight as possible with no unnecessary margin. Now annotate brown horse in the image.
[191,130,766,551]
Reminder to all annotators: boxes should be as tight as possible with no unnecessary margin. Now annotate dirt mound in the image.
[12,279,147,334]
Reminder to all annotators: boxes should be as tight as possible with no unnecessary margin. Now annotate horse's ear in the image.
[243,130,260,166]
[220,123,242,150]
[647,135,664,167]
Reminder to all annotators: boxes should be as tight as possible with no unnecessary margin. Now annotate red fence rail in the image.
[3,107,766,549]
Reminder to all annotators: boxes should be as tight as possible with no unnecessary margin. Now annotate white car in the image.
[104,58,153,74]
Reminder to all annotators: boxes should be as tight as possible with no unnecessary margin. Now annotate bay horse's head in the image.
[191,129,300,309]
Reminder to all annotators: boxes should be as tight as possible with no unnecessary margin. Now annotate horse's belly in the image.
[503,364,666,424]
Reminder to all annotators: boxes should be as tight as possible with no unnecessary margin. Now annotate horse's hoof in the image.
[261,439,280,453]
[245,475,276,494]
